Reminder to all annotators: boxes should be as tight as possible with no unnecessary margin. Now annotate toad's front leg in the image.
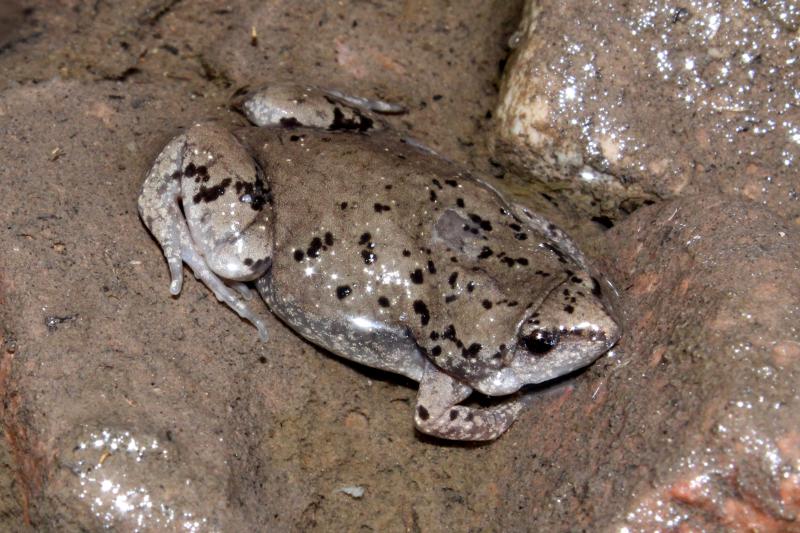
[138,123,272,340]
[414,361,524,441]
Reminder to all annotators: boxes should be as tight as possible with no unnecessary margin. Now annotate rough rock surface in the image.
[497,196,800,531]
[495,0,800,224]
[1,1,799,532]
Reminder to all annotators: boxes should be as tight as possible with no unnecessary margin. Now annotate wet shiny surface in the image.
[235,124,620,395]
[2,0,799,529]
[497,0,800,221]
[67,429,211,532]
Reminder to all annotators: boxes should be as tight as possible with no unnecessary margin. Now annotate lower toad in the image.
[138,84,621,441]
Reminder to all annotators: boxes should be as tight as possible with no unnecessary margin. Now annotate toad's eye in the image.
[521,329,560,355]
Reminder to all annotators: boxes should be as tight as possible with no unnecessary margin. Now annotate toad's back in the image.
[239,126,574,387]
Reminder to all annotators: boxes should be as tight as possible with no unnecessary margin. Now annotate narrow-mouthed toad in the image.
[138,85,620,441]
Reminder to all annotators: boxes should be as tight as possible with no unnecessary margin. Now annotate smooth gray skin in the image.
[139,84,621,441]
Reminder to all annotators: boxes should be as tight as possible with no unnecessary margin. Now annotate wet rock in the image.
[0,78,311,532]
[2,1,797,531]
[492,196,800,530]
[494,1,800,224]
[43,426,240,531]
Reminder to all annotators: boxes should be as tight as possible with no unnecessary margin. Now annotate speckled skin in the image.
[139,85,621,441]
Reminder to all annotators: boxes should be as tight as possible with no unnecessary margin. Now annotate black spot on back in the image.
[410,269,424,284]
[448,272,458,288]
[478,247,493,259]
[413,300,430,326]
[193,178,232,204]
[307,237,323,258]
[336,285,352,299]
[361,250,377,264]
[468,213,492,231]
[234,162,271,210]
[462,343,482,358]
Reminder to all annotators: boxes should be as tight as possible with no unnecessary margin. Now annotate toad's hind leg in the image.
[241,84,403,131]
[138,127,269,340]
[413,362,524,441]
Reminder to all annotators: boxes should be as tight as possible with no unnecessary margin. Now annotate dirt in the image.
[0,0,798,532]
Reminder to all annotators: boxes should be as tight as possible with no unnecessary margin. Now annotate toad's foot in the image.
[324,88,407,114]
[241,84,405,132]
[413,361,524,441]
[138,132,269,341]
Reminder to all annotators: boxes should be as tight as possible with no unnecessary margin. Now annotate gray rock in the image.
[495,1,800,224]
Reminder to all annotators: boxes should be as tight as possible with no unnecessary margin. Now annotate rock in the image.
[493,196,800,530]
[494,1,800,224]
[0,78,298,531]
[336,485,366,499]
[2,1,798,531]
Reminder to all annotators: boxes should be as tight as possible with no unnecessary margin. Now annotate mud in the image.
[1,0,798,532]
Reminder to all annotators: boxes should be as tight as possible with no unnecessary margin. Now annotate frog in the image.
[138,84,621,441]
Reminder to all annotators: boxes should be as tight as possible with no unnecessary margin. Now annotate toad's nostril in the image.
[521,330,560,355]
